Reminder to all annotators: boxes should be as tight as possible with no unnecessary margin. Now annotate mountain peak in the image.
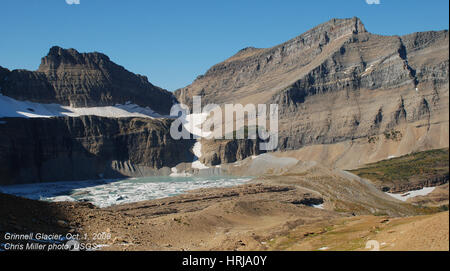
[325,17,366,34]
[299,17,367,41]
[2,46,176,114]
[39,46,110,71]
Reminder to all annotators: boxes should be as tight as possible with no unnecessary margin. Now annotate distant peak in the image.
[39,46,110,71]
[276,17,367,49]
[48,45,70,55]
[315,17,367,35]
[238,47,259,53]
[226,46,263,62]
[350,16,367,33]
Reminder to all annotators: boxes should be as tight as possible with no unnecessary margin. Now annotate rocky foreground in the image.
[1,154,448,251]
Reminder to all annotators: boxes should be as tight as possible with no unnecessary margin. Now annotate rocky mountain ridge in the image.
[0,46,175,115]
[175,17,449,164]
[0,47,188,184]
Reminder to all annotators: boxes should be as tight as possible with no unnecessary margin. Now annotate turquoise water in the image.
[0,176,252,208]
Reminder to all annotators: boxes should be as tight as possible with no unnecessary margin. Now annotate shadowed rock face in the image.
[0,47,188,185]
[200,138,264,166]
[0,47,187,184]
[0,46,176,115]
[0,116,195,185]
[175,17,449,151]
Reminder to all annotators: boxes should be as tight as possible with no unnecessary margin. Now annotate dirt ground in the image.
[0,175,448,251]
[267,211,449,251]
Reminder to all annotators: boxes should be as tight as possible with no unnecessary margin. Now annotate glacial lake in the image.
[0,176,252,208]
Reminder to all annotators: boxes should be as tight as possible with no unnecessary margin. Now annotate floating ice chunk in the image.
[170,167,192,177]
[51,196,75,202]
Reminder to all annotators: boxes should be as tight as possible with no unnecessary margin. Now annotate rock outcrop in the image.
[199,138,264,166]
[0,46,176,115]
[0,116,195,185]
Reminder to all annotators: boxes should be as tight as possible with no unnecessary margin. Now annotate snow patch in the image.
[191,141,209,169]
[192,141,203,158]
[386,187,436,202]
[93,244,110,250]
[362,64,375,76]
[0,94,163,119]
[312,203,324,209]
[182,113,211,138]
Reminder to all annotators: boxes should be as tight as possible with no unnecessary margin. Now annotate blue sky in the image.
[0,0,448,91]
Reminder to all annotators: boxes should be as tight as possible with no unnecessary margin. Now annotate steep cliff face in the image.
[199,139,264,166]
[0,46,176,115]
[175,17,449,151]
[272,29,448,149]
[0,47,189,185]
[0,116,195,185]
